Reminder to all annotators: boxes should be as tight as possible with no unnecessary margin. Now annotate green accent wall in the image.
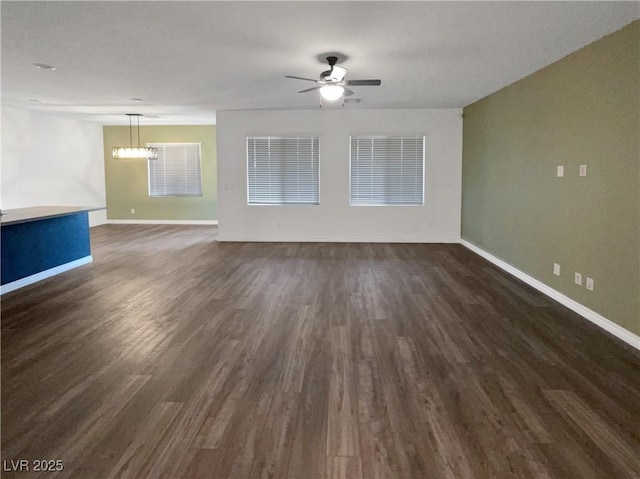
[462,21,639,336]
[103,125,217,221]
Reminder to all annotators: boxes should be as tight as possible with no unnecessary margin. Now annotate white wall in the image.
[1,107,106,226]
[217,109,462,242]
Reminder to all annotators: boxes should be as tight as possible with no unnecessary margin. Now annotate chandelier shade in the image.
[112,147,158,160]
[112,114,158,160]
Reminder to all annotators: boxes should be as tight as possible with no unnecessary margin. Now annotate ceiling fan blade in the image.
[298,86,322,93]
[345,79,382,86]
[343,88,355,97]
[329,66,348,81]
[285,75,321,83]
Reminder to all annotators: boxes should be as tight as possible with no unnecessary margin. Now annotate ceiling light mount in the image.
[33,63,56,71]
[112,114,158,160]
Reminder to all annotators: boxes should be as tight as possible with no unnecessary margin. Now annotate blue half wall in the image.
[1,212,91,285]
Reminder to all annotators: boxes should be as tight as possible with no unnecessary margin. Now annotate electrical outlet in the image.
[586,277,594,291]
[574,272,582,285]
[556,165,564,177]
[130,208,135,214]
[579,165,587,177]
[553,263,561,276]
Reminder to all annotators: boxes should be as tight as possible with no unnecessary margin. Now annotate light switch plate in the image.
[553,263,561,276]
[574,272,582,285]
[557,165,564,177]
[579,165,587,176]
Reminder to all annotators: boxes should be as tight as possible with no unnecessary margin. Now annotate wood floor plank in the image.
[286,329,330,479]
[325,456,362,479]
[106,401,183,479]
[326,326,360,457]
[545,389,640,478]
[356,360,402,479]
[143,339,244,478]
[2,225,639,478]
[36,374,151,479]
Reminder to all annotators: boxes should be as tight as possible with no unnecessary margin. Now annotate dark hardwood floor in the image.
[2,224,639,478]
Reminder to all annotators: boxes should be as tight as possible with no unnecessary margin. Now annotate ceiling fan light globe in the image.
[320,85,344,101]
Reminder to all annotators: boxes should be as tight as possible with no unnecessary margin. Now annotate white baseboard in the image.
[1,256,93,295]
[107,219,218,225]
[460,239,640,351]
[217,236,460,243]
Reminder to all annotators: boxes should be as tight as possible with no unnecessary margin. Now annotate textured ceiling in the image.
[2,1,638,125]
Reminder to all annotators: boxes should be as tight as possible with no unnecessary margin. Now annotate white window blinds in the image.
[148,143,202,197]
[247,136,319,205]
[350,135,425,206]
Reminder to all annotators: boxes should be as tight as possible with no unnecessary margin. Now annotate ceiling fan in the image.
[285,56,381,103]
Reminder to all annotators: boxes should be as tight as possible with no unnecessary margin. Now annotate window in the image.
[247,136,319,205]
[350,135,424,206]
[148,143,202,197]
